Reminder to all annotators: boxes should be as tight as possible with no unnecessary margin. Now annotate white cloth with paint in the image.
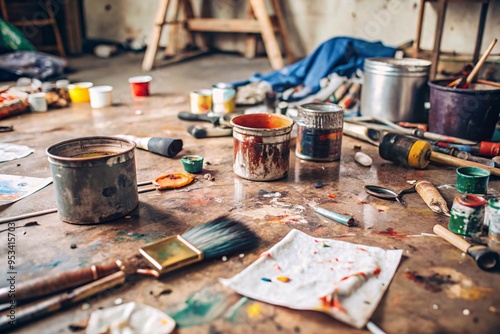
[220,229,402,329]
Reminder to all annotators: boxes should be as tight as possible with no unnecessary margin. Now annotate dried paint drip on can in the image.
[379,133,432,169]
[212,82,236,114]
[231,113,294,181]
[448,194,487,237]
[485,197,500,242]
[295,103,344,161]
[190,89,212,114]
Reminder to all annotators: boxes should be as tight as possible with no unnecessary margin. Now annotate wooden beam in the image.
[187,18,262,33]
[142,0,171,71]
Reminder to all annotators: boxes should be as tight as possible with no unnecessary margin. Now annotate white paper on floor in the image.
[86,302,176,334]
[220,229,402,329]
[0,143,33,163]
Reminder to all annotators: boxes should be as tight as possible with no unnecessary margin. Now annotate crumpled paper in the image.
[0,143,33,163]
[86,302,175,334]
[220,229,402,329]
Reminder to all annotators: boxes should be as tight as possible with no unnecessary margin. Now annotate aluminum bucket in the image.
[231,113,294,181]
[361,58,431,122]
[46,136,138,224]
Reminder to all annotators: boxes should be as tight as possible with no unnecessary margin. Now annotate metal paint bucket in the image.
[296,103,344,161]
[190,89,212,114]
[231,113,294,181]
[361,58,431,122]
[428,80,500,141]
[212,82,236,114]
[46,136,138,224]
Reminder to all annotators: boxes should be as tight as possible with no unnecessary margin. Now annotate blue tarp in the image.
[233,37,396,97]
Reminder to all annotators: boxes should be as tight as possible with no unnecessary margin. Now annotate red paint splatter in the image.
[357,247,367,252]
[274,264,281,271]
[374,268,381,276]
[330,267,334,271]
[259,251,272,258]
[319,295,346,313]
[360,201,369,205]
[373,228,408,239]
[335,258,339,262]
[328,194,336,199]
[313,251,317,255]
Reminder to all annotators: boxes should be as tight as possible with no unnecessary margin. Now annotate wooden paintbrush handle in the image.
[0,260,123,304]
[466,38,497,85]
[430,151,500,176]
[433,225,471,253]
[0,271,125,331]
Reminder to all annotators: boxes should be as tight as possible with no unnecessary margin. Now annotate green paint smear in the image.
[167,287,230,328]
[114,231,165,243]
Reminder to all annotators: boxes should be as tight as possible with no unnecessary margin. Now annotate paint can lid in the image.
[456,194,487,208]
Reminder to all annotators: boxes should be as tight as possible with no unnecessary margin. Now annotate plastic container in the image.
[129,75,152,97]
[89,85,113,108]
[456,166,490,194]
[68,82,93,103]
[361,58,431,122]
[181,155,204,173]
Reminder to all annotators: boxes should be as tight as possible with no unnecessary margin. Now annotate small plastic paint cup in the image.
[128,75,152,97]
[28,92,48,112]
[181,155,204,173]
[456,166,490,194]
[68,82,93,103]
[89,85,113,108]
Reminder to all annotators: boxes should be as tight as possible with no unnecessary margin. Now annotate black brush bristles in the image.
[181,215,258,259]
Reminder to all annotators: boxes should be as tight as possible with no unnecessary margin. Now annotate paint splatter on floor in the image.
[167,285,231,328]
[247,303,262,318]
[405,267,492,300]
[373,228,408,239]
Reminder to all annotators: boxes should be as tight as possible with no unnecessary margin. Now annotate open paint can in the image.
[428,80,500,141]
[231,113,294,181]
[296,103,344,161]
[46,136,138,224]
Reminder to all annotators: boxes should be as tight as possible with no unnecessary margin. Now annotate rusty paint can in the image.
[448,194,487,237]
[296,103,344,161]
[46,136,138,224]
[231,113,294,181]
[190,89,212,114]
[212,82,236,114]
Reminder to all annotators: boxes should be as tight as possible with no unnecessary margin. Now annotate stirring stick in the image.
[465,38,497,86]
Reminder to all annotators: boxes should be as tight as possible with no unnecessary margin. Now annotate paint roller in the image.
[378,133,500,177]
[433,225,498,271]
[117,135,183,158]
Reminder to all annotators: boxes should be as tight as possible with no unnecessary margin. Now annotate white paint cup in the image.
[28,92,48,112]
[89,85,113,108]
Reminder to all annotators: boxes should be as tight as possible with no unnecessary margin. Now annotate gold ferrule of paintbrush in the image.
[139,235,203,275]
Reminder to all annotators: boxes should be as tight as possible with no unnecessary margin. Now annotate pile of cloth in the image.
[234,36,396,116]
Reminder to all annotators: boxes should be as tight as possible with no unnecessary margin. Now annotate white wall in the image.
[84,0,500,58]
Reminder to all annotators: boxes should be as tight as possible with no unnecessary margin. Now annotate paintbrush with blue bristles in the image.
[139,215,259,276]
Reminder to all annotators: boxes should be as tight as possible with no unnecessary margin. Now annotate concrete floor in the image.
[66,52,273,101]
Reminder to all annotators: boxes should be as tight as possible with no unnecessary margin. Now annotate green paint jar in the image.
[449,194,487,236]
[486,197,500,242]
[456,166,490,194]
[181,155,204,173]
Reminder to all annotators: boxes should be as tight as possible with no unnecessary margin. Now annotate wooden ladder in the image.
[0,0,66,57]
[142,0,293,71]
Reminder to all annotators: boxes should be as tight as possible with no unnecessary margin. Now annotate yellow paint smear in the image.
[432,267,492,301]
[247,303,262,318]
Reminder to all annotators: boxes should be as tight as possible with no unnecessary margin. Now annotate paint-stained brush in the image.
[139,215,259,276]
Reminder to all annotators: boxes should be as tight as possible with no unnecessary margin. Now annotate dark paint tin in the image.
[295,103,344,161]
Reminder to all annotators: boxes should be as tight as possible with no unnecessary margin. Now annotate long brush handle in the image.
[0,271,125,331]
[430,151,500,177]
[433,225,470,253]
[0,260,123,304]
[466,38,497,85]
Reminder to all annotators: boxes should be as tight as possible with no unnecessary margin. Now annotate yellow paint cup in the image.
[68,82,93,103]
